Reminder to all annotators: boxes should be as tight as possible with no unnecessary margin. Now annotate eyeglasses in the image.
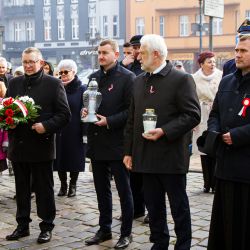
[59,70,72,75]
[22,60,40,66]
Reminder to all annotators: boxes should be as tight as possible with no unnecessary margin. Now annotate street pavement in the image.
[0,155,213,250]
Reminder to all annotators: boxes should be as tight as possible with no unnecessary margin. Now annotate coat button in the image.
[235,90,239,94]
[28,86,31,90]
[228,108,233,112]
[94,132,98,136]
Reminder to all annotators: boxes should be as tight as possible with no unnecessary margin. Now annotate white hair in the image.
[140,34,168,59]
[57,59,78,73]
[0,57,7,67]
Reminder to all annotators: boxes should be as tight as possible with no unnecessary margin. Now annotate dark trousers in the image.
[92,160,134,237]
[12,161,55,232]
[200,155,216,191]
[58,171,79,185]
[130,172,145,216]
[143,174,191,250]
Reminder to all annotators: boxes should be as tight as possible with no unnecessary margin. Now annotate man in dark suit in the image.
[5,47,71,244]
[124,34,201,250]
[207,31,250,250]
[83,39,135,249]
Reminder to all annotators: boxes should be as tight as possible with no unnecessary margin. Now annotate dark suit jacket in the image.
[208,69,250,183]
[86,62,135,161]
[6,69,71,162]
[124,61,201,174]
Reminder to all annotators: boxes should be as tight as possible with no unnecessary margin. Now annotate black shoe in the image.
[37,231,52,244]
[143,214,149,224]
[68,184,76,197]
[114,235,132,249]
[85,230,112,245]
[203,187,210,193]
[133,213,145,219]
[151,243,168,250]
[6,228,30,240]
[57,185,67,196]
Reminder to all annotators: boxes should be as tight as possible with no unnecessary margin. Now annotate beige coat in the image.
[192,68,222,154]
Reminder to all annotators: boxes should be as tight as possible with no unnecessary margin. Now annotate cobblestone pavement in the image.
[0,155,213,250]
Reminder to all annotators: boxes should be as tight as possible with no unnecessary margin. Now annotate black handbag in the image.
[196,130,221,157]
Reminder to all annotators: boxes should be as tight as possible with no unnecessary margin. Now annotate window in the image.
[136,17,145,35]
[89,17,96,38]
[24,0,34,4]
[57,0,64,4]
[44,20,51,41]
[159,16,165,37]
[72,18,79,39]
[58,19,65,40]
[44,0,51,5]
[246,10,250,19]
[14,22,21,41]
[103,16,108,37]
[195,14,205,24]
[213,18,223,35]
[13,0,21,6]
[113,15,119,37]
[180,15,189,36]
[71,0,78,3]
[25,21,33,41]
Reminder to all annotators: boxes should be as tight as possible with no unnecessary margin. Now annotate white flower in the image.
[0,104,4,109]
[19,96,35,104]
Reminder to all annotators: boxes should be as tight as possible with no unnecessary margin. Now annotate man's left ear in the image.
[115,51,120,59]
[40,60,45,66]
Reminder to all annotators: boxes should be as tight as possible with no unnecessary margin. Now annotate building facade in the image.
[126,0,250,73]
[2,0,126,71]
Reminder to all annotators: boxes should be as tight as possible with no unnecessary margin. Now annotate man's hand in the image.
[122,55,134,66]
[31,123,46,134]
[95,114,107,126]
[123,155,132,170]
[81,108,88,118]
[142,128,164,141]
[222,132,232,145]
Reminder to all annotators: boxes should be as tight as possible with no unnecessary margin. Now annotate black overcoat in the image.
[54,76,87,172]
[6,69,71,162]
[86,63,135,161]
[124,62,201,174]
[208,70,250,183]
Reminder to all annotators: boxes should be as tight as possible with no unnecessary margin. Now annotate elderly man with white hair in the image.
[123,34,201,250]
[0,56,13,87]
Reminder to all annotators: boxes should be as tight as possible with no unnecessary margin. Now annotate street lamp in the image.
[85,32,101,70]
[199,0,203,54]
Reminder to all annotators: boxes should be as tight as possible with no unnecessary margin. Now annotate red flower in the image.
[5,116,14,125]
[3,97,14,107]
[5,108,14,117]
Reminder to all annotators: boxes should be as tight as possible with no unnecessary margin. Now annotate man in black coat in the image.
[207,34,250,250]
[124,34,201,250]
[5,47,71,244]
[83,39,135,249]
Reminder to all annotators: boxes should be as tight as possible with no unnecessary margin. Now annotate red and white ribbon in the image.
[13,100,28,117]
[238,98,250,117]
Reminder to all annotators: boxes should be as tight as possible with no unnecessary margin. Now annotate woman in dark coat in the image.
[54,59,87,197]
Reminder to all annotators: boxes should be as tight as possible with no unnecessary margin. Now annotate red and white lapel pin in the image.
[238,97,250,117]
[108,84,113,91]
[149,85,155,94]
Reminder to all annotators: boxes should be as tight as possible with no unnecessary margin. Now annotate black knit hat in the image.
[237,18,250,34]
[129,35,143,46]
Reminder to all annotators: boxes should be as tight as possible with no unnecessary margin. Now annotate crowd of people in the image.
[0,18,250,250]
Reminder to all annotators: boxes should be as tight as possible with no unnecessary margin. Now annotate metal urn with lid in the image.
[143,108,157,134]
[81,78,102,123]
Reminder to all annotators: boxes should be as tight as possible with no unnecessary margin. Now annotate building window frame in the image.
[103,16,108,37]
[44,0,51,5]
[135,17,145,35]
[14,22,22,41]
[213,17,223,35]
[72,18,79,39]
[58,18,65,40]
[180,15,189,37]
[159,16,165,37]
[44,19,51,41]
[25,21,33,41]
[113,15,119,38]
